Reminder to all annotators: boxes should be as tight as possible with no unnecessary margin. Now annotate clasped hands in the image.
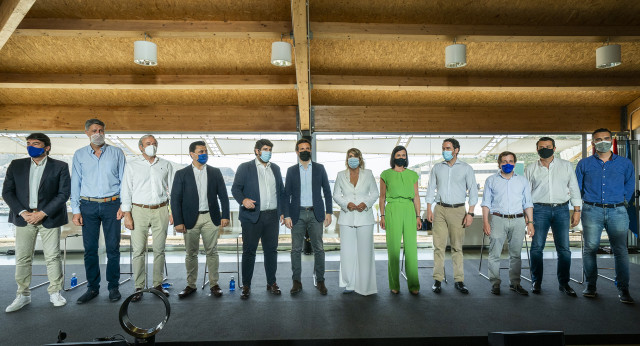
[347,202,367,212]
[21,211,46,225]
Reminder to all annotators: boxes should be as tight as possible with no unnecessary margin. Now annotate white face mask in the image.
[144,145,157,157]
[90,133,105,146]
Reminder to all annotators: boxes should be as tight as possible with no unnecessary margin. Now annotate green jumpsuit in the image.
[381,168,419,292]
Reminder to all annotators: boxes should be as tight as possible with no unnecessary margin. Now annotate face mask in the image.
[348,157,360,169]
[394,158,407,167]
[90,133,105,146]
[144,145,157,157]
[27,146,45,158]
[501,163,515,174]
[195,153,208,164]
[595,141,612,153]
[260,151,272,163]
[299,151,311,162]
[442,150,454,161]
[537,148,554,159]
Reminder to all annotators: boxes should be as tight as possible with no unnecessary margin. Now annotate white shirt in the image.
[120,156,175,212]
[333,169,379,226]
[255,158,277,211]
[28,156,48,210]
[524,157,582,207]
[192,164,209,212]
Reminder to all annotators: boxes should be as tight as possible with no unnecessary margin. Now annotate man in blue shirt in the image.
[481,151,534,296]
[71,119,126,304]
[576,128,635,304]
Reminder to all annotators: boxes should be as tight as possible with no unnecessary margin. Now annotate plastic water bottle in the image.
[70,273,77,288]
[161,282,172,289]
[229,276,235,291]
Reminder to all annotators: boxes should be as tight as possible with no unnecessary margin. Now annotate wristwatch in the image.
[467,213,475,217]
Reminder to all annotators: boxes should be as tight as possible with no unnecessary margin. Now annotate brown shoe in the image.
[131,288,143,302]
[267,282,281,295]
[154,285,170,297]
[178,286,197,299]
[316,281,328,295]
[210,285,223,297]
[290,280,303,295]
[240,286,250,300]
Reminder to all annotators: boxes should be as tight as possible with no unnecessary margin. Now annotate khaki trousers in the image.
[432,204,466,282]
[184,213,220,288]
[131,205,169,289]
[15,224,63,295]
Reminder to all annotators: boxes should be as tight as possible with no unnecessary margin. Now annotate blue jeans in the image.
[80,199,121,291]
[530,204,571,285]
[581,203,630,290]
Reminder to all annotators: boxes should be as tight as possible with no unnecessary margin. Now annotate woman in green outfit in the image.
[379,146,422,295]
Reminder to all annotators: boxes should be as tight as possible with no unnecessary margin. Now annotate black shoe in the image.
[131,288,143,302]
[109,288,121,302]
[432,280,442,294]
[559,284,577,297]
[510,284,529,296]
[491,284,500,295]
[454,282,469,294]
[240,286,250,300]
[619,289,635,304]
[582,286,597,298]
[76,289,99,304]
[531,281,541,294]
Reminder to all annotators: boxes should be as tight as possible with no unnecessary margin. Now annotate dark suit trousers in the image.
[241,210,279,287]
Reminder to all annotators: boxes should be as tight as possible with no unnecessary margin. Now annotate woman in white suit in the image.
[333,148,379,295]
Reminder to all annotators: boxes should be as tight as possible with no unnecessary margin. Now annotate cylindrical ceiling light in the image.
[445,43,467,68]
[596,43,621,69]
[271,41,292,67]
[134,35,157,66]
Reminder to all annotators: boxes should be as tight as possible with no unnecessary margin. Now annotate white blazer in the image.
[333,168,379,226]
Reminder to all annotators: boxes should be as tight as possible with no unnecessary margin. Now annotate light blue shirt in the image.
[299,161,313,207]
[70,144,126,214]
[425,159,478,206]
[481,172,533,215]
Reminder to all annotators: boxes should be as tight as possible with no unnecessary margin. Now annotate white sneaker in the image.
[49,292,67,307]
[6,294,31,312]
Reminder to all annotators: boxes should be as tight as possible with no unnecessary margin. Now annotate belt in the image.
[300,206,314,211]
[584,201,625,208]
[29,209,39,212]
[261,209,277,213]
[492,212,524,219]
[132,201,169,209]
[437,202,465,208]
[534,201,569,208]
[198,210,209,214]
[81,195,119,203]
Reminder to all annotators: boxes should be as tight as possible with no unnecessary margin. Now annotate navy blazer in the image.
[231,160,285,224]
[170,164,230,229]
[284,161,332,224]
[2,157,71,228]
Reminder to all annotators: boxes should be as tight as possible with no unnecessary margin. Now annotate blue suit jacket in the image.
[284,161,332,224]
[231,160,285,223]
[2,157,70,228]
[170,164,230,229]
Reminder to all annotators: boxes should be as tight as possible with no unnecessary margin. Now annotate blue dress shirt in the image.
[70,144,126,214]
[481,172,533,215]
[299,161,313,207]
[575,153,635,204]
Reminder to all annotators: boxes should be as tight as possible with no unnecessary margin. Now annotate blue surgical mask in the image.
[197,154,208,164]
[501,163,515,174]
[442,150,454,161]
[27,146,45,158]
[260,151,272,163]
[348,157,360,169]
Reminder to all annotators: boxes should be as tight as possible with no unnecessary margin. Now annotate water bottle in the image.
[229,276,235,291]
[70,273,77,288]
[161,282,172,289]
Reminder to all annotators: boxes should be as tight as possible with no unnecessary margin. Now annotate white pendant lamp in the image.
[445,42,467,68]
[134,34,157,66]
[596,43,621,69]
[271,41,292,67]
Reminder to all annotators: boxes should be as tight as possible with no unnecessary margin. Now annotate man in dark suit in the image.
[171,141,230,298]
[2,133,71,312]
[231,139,285,300]
[284,138,333,295]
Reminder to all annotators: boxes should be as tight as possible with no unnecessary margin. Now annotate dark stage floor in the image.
[1,258,638,345]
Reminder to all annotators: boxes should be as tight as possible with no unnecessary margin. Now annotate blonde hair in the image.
[345,148,365,169]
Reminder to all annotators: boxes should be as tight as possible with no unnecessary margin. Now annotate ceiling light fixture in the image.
[445,38,467,68]
[271,35,292,67]
[596,39,621,69]
[134,33,157,66]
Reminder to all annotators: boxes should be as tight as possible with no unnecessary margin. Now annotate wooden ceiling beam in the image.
[0,0,36,50]
[291,0,311,131]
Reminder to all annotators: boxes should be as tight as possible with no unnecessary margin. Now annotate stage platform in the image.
[1,258,638,345]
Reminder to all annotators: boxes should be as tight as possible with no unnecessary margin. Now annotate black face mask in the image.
[394,158,407,167]
[537,148,554,159]
[299,151,311,161]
